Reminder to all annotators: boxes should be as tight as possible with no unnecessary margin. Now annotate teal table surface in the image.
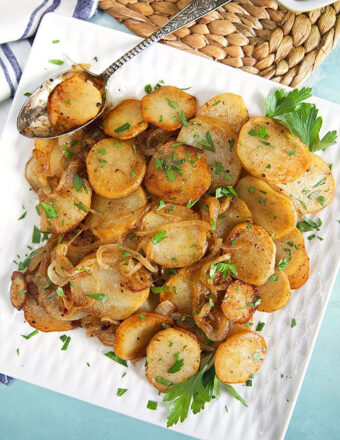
[0,11,339,440]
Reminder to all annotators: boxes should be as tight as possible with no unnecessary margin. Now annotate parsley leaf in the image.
[265,88,337,153]
[163,362,247,427]
[265,87,312,118]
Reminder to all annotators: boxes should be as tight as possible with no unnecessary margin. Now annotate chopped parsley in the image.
[104,351,128,367]
[152,230,166,244]
[117,388,128,397]
[167,352,184,374]
[86,293,107,303]
[21,330,39,340]
[48,59,64,65]
[147,400,158,410]
[41,202,58,218]
[115,122,131,134]
[60,334,71,350]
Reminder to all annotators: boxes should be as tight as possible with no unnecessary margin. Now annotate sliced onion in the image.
[155,300,176,316]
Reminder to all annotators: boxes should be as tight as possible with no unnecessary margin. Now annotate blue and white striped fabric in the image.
[0,0,98,102]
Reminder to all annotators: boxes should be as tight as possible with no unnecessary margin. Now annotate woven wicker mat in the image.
[99,0,340,87]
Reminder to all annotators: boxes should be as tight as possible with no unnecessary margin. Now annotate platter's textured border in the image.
[0,14,339,440]
[99,0,340,86]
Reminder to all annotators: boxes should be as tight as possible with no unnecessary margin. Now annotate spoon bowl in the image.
[17,70,107,138]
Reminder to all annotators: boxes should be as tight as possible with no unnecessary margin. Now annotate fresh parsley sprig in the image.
[265,88,337,152]
[163,361,247,427]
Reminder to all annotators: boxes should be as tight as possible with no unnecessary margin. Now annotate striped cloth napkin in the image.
[0,0,98,386]
[0,0,98,102]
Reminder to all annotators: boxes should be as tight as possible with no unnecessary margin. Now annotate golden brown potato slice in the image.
[235,176,297,239]
[288,252,310,289]
[197,93,248,133]
[48,73,102,129]
[143,221,208,268]
[85,187,147,240]
[144,141,211,204]
[86,138,146,199]
[215,197,253,239]
[227,322,254,338]
[221,280,259,323]
[275,153,335,215]
[39,179,92,234]
[114,313,174,360]
[177,115,241,190]
[215,331,267,383]
[274,228,307,277]
[136,294,160,314]
[224,223,276,285]
[10,271,27,310]
[145,327,201,392]
[237,117,311,184]
[102,99,148,140]
[160,269,193,314]
[257,269,291,312]
[25,156,49,192]
[140,203,199,232]
[70,256,151,320]
[24,296,75,332]
[142,86,197,131]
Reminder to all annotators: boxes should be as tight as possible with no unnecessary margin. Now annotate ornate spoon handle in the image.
[102,0,230,79]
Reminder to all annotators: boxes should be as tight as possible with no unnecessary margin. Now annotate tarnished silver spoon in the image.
[17,0,230,139]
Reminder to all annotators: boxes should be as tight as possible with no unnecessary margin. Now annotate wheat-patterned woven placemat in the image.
[99,0,340,87]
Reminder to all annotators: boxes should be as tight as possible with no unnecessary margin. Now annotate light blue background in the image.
[0,11,339,440]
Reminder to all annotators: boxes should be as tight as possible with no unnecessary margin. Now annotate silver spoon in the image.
[17,0,231,139]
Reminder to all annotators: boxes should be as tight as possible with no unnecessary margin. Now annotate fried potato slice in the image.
[48,73,102,129]
[160,268,194,314]
[140,203,199,232]
[177,115,241,189]
[145,327,201,392]
[86,138,146,199]
[102,99,148,140]
[25,156,49,192]
[221,280,259,323]
[227,322,254,338]
[224,223,276,285]
[197,93,248,133]
[144,141,211,204]
[287,252,310,289]
[114,313,174,360]
[215,331,267,383]
[24,296,75,332]
[143,221,209,268]
[70,256,151,320]
[142,86,197,131]
[235,176,297,239]
[274,228,307,277]
[275,153,335,215]
[257,269,291,312]
[10,271,27,310]
[236,117,311,184]
[39,179,92,234]
[215,197,253,239]
[85,187,147,239]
